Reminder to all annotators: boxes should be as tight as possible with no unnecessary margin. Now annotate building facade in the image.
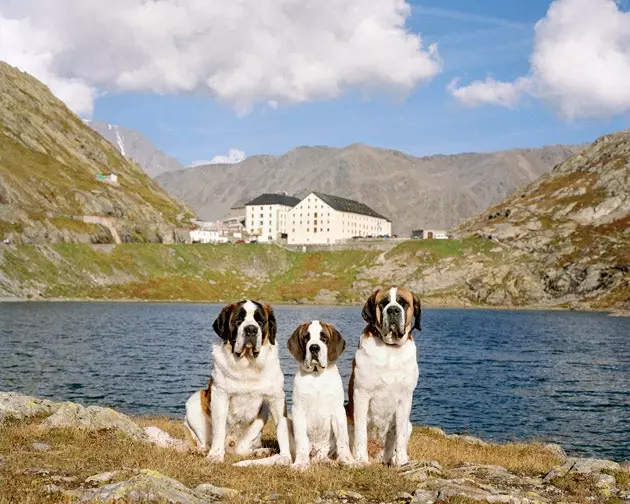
[411,229,451,240]
[287,192,391,245]
[245,193,300,242]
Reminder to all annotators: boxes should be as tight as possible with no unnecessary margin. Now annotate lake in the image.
[1,302,628,461]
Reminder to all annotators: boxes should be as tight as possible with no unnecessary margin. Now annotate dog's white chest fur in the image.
[212,342,284,426]
[292,365,344,452]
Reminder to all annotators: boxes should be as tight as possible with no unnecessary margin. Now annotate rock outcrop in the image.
[460,129,630,311]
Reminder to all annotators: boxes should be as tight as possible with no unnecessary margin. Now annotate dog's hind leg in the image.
[235,406,268,456]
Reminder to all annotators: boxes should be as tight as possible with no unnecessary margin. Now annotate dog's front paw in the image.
[274,454,292,466]
[337,452,355,466]
[291,460,310,471]
[206,451,225,464]
[392,452,409,467]
[251,448,274,458]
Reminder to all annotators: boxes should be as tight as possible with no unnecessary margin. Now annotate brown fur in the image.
[287,322,310,362]
[200,378,213,417]
[320,321,346,363]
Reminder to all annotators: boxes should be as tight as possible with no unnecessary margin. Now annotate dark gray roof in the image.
[245,193,300,207]
[313,192,390,221]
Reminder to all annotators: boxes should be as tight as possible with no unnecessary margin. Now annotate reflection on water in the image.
[1,302,628,460]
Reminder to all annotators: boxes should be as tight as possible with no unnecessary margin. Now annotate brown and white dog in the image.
[234,320,354,470]
[346,286,421,466]
[184,300,291,464]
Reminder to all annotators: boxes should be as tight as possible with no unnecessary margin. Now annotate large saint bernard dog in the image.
[234,320,354,469]
[184,300,291,464]
[347,286,421,466]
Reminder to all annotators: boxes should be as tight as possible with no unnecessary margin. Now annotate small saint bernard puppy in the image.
[184,300,291,464]
[347,286,421,466]
[234,320,354,470]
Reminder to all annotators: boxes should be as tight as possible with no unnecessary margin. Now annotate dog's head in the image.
[212,300,277,358]
[288,320,346,373]
[361,286,421,345]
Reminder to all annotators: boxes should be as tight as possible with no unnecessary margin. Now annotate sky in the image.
[1,0,630,166]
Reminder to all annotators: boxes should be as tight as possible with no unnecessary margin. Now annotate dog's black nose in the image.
[387,305,402,317]
[244,325,258,338]
[309,344,320,354]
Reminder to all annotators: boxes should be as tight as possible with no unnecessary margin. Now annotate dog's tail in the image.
[233,454,288,467]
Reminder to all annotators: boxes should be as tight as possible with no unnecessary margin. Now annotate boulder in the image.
[195,483,239,498]
[0,391,60,424]
[553,457,621,477]
[399,460,443,482]
[66,470,215,503]
[144,426,190,452]
[42,402,145,441]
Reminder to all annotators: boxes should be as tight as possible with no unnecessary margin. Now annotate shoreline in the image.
[1,296,627,316]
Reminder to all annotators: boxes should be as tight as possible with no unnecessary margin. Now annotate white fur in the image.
[352,288,419,466]
[235,321,353,470]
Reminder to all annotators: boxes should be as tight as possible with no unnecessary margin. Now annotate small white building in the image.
[190,229,228,244]
[412,229,451,240]
[287,192,391,245]
[245,193,300,242]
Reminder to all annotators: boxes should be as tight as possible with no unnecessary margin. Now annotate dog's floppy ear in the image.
[263,303,277,345]
[412,293,422,332]
[212,304,235,341]
[324,323,346,363]
[287,323,307,362]
[361,289,379,326]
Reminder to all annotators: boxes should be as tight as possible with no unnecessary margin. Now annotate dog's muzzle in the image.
[240,324,260,357]
[383,305,405,340]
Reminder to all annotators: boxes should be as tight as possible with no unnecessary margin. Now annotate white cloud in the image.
[448,0,630,119]
[0,0,442,117]
[447,76,527,108]
[191,149,246,167]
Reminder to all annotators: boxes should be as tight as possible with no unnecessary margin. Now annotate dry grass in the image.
[0,416,564,504]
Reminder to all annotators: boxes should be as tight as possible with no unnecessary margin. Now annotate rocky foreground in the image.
[1,392,628,504]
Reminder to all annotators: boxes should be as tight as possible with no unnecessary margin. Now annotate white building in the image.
[245,193,300,241]
[190,229,228,244]
[411,229,451,240]
[287,192,391,245]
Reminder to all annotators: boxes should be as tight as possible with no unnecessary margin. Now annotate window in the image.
[314,228,317,233]
[307,228,309,232]
[314,212,318,218]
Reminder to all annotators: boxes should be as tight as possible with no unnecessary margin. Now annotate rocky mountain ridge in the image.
[155,142,585,233]
[89,121,184,177]
[459,129,630,311]
[0,61,193,245]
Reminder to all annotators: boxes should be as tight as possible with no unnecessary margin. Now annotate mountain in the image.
[155,143,585,232]
[89,121,184,177]
[458,130,630,311]
[0,61,192,245]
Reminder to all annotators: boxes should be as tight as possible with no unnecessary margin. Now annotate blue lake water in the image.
[0,302,628,460]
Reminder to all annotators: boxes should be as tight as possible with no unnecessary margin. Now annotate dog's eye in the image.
[320,332,328,343]
[398,299,408,309]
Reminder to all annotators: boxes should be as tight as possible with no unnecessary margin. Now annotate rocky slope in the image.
[2,391,628,504]
[155,143,584,232]
[459,130,630,312]
[89,121,184,177]
[0,62,193,245]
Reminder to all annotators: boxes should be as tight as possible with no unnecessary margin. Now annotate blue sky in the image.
[77,0,626,165]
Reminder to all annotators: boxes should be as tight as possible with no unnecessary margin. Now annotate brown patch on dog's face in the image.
[320,322,346,363]
[362,286,422,344]
[287,322,309,363]
[260,303,277,345]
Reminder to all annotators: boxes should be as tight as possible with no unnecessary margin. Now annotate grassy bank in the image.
[0,239,502,305]
[0,415,568,504]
